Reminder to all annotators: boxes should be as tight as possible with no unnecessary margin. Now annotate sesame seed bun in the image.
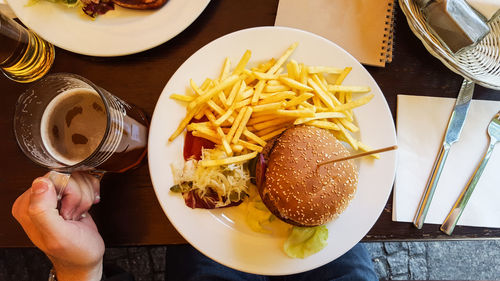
[256,125,358,227]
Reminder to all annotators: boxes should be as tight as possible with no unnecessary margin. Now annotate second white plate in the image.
[6,0,210,56]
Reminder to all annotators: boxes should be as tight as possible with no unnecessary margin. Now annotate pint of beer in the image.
[0,12,54,83]
[14,73,149,173]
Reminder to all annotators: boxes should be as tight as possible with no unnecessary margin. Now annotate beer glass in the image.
[0,12,54,83]
[14,73,148,195]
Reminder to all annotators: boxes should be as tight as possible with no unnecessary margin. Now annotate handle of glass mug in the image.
[47,170,104,200]
[47,171,71,200]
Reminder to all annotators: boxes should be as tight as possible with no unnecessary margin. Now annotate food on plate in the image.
[241,187,329,258]
[112,0,167,9]
[240,186,329,258]
[29,0,114,17]
[31,0,167,18]
[169,43,375,155]
[170,148,252,209]
[81,0,115,18]
[169,43,374,209]
[284,225,328,259]
[168,43,374,258]
[29,0,79,7]
[255,125,358,227]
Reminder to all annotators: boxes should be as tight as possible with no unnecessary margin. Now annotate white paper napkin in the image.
[468,0,500,20]
[394,95,500,228]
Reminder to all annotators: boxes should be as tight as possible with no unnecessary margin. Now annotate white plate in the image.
[148,26,397,275]
[6,0,210,56]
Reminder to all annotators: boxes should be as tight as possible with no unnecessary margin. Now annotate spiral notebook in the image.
[275,0,396,67]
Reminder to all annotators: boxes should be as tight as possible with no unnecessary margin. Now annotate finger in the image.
[88,174,101,204]
[69,172,99,220]
[60,176,83,220]
[27,178,64,237]
[80,172,99,202]
[71,174,95,220]
[79,172,101,204]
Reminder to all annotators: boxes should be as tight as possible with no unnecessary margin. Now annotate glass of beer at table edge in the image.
[13,73,148,197]
[0,12,54,83]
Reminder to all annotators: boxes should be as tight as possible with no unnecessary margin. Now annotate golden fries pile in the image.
[169,43,376,166]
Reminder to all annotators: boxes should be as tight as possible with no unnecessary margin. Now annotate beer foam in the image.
[40,88,107,166]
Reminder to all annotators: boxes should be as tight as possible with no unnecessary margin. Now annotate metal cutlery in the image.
[413,79,474,229]
[440,110,500,235]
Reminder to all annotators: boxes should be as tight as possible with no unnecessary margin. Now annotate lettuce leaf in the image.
[284,225,328,259]
[27,0,80,7]
[245,200,274,234]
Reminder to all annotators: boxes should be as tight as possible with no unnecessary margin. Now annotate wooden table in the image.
[2,1,500,248]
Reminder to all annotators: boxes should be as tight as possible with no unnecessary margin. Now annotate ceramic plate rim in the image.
[148,26,397,275]
[5,0,210,57]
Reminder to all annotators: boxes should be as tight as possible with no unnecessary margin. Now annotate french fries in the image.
[169,43,376,167]
[200,151,258,167]
[170,94,195,102]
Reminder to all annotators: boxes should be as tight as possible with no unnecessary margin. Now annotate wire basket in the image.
[399,0,500,90]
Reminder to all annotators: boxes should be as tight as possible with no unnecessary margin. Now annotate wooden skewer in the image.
[318,145,398,167]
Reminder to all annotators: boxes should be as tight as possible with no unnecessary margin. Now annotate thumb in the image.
[28,177,62,234]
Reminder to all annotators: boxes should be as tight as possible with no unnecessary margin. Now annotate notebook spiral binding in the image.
[380,0,397,64]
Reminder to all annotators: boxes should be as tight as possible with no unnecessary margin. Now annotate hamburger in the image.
[255,125,358,227]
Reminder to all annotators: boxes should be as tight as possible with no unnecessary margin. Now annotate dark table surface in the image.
[2,0,500,248]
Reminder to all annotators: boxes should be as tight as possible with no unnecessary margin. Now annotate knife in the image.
[413,79,474,229]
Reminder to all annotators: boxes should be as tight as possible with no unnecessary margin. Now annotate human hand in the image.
[58,172,101,220]
[12,173,105,281]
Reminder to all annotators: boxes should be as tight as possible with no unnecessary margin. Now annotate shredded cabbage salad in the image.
[171,148,250,208]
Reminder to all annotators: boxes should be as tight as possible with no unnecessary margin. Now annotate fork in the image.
[440,110,500,235]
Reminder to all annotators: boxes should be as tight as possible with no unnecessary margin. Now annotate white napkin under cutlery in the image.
[394,95,500,228]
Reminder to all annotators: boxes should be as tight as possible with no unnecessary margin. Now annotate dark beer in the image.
[40,88,148,172]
